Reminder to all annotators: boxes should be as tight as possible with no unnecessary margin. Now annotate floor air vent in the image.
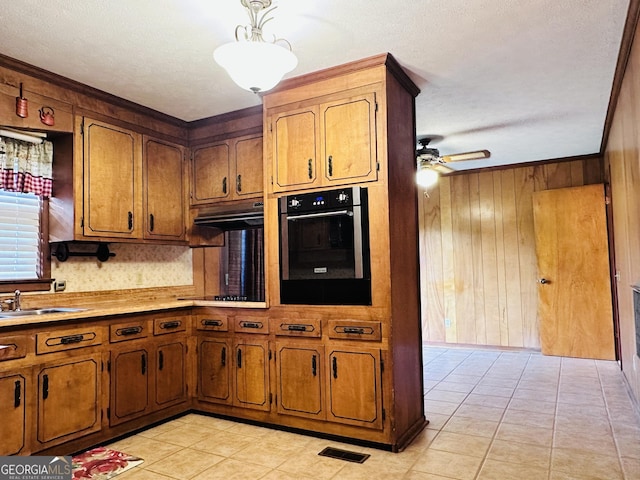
[318,447,370,463]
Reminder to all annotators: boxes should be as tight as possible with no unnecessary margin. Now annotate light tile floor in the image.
[107,347,640,479]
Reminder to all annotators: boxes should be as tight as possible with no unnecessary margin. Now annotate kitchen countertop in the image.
[0,298,268,329]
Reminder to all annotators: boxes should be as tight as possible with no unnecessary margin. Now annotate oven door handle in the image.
[286,210,353,220]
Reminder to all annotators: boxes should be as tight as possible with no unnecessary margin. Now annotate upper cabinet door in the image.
[83,118,142,238]
[321,92,378,185]
[235,134,264,198]
[143,137,186,241]
[272,107,319,192]
[191,143,231,205]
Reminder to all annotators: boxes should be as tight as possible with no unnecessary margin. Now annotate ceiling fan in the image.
[416,138,490,187]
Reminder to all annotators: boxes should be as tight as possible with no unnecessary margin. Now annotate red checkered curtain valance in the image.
[0,137,53,198]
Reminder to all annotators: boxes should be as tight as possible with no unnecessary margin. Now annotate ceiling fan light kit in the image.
[214,0,298,93]
[415,137,490,186]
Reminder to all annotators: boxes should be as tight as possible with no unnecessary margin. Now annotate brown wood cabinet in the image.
[275,342,324,420]
[143,137,187,241]
[233,338,270,411]
[0,371,28,455]
[36,354,102,447]
[191,133,263,205]
[267,89,377,193]
[326,347,383,430]
[198,336,232,404]
[155,340,187,406]
[50,117,188,244]
[109,345,151,426]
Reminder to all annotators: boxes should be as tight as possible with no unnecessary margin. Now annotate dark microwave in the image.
[279,186,371,305]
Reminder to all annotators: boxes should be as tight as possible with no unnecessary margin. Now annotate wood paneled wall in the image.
[604,15,640,406]
[419,159,603,349]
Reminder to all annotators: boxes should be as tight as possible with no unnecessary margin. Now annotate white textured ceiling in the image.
[0,0,630,170]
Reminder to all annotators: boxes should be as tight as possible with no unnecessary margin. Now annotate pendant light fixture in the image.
[214,0,297,93]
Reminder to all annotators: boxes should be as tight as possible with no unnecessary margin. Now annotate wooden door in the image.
[155,341,186,406]
[235,135,263,198]
[234,339,270,411]
[0,373,26,455]
[83,118,142,238]
[321,92,377,185]
[198,337,231,404]
[272,108,318,191]
[326,348,383,429]
[37,356,101,445]
[533,184,615,360]
[110,347,150,425]
[144,138,186,241]
[276,343,324,420]
[191,143,230,204]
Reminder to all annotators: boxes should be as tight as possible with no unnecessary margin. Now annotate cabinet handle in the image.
[158,350,164,371]
[141,353,147,375]
[222,177,227,194]
[60,334,84,345]
[160,321,181,330]
[221,346,226,367]
[308,159,313,179]
[149,213,155,232]
[237,174,242,192]
[312,355,317,377]
[14,380,21,408]
[237,348,242,368]
[203,319,222,327]
[42,374,49,400]
[343,327,365,335]
[118,326,142,336]
[332,356,338,379]
[240,321,261,329]
[328,155,333,177]
[287,324,307,332]
[128,211,133,230]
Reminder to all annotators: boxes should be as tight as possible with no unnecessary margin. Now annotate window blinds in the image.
[0,190,41,280]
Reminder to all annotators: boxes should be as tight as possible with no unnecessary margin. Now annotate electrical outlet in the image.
[54,280,66,292]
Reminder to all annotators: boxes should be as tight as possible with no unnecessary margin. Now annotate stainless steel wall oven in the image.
[279,186,371,305]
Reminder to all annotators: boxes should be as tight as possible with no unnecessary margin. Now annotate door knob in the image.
[539,278,550,284]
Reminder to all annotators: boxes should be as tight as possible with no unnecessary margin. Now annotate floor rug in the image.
[72,447,143,480]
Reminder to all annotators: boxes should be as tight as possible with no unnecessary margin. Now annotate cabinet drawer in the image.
[196,315,229,332]
[273,318,321,338]
[327,320,381,341]
[110,320,150,343]
[36,327,102,354]
[235,316,269,334]
[153,316,188,335]
[0,335,28,362]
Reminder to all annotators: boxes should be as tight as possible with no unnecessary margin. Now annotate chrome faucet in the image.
[13,290,20,311]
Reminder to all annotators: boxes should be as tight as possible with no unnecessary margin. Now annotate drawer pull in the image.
[343,327,365,335]
[240,321,262,329]
[60,334,84,345]
[14,380,21,408]
[287,324,307,332]
[203,319,222,327]
[118,326,143,336]
[160,321,181,329]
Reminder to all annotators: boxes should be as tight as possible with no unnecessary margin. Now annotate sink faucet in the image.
[13,290,20,311]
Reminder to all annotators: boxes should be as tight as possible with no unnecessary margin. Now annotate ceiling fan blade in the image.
[441,150,490,163]
[431,163,456,174]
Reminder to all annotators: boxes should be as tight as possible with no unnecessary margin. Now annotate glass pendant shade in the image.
[214,40,297,93]
[416,166,439,188]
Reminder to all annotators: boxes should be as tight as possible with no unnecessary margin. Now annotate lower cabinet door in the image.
[276,342,324,420]
[198,337,231,404]
[110,347,150,425]
[155,340,187,406]
[0,372,27,455]
[233,339,270,411]
[326,348,383,429]
[37,355,102,445]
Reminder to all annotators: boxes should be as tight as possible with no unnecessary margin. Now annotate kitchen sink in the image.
[0,307,87,318]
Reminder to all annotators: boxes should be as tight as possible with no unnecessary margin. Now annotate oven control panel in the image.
[282,187,363,214]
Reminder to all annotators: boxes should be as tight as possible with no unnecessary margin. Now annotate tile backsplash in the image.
[51,243,193,292]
